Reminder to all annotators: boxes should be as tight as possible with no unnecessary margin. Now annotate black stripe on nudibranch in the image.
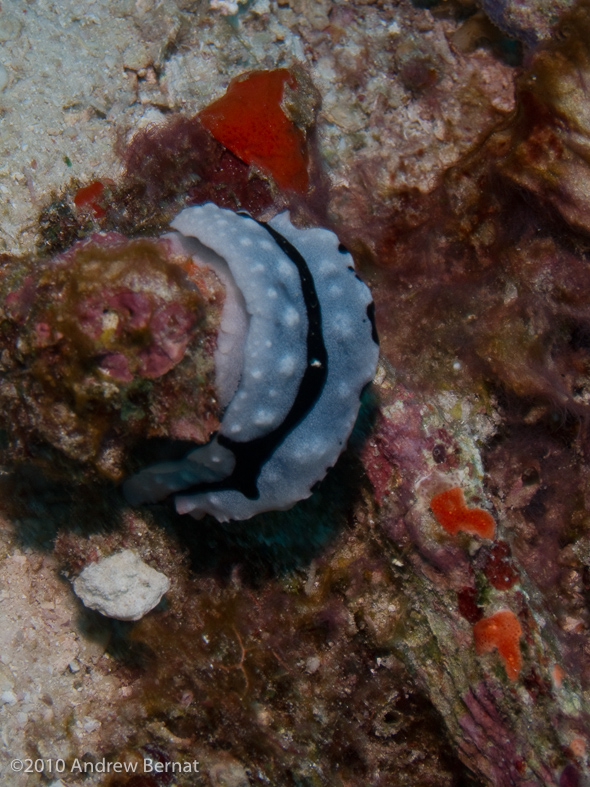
[367,301,379,346]
[353,271,378,346]
[179,220,328,501]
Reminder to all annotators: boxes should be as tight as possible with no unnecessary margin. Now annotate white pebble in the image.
[0,690,17,705]
[72,550,170,622]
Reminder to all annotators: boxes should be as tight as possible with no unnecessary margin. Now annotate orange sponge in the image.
[200,69,310,193]
[430,486,495,539]
[473,610,523,681]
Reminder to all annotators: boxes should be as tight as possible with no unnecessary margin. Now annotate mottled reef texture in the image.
[0,232,223,482]
[3,1,590,787]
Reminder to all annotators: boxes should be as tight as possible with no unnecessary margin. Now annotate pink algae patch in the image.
[473,610,523,681]
[98,352,132,383]
[430,487,495,539]
[5,276,37,322]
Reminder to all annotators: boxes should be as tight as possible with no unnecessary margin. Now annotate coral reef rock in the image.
[72,550,170,621]
[477,0,577,44]
[0,231,223,481]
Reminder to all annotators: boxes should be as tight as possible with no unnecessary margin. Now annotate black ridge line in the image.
[366,301,379,346]
[173,219,328,502]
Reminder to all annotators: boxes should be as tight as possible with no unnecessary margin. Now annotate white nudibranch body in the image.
[123,203,379,522]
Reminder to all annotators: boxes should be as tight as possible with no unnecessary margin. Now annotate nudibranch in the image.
[124,203,379,522]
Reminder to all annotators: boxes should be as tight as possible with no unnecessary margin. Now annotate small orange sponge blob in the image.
[199,69,310,193]
[74,180,107,218]
[473,610,523,681]
[430,487,495,539]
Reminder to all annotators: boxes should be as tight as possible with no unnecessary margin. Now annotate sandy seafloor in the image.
[0,0,589,786]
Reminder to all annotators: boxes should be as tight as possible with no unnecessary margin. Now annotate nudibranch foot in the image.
[123,203,379,522]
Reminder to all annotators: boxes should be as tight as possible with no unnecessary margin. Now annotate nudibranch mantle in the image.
[123,203,379,522]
